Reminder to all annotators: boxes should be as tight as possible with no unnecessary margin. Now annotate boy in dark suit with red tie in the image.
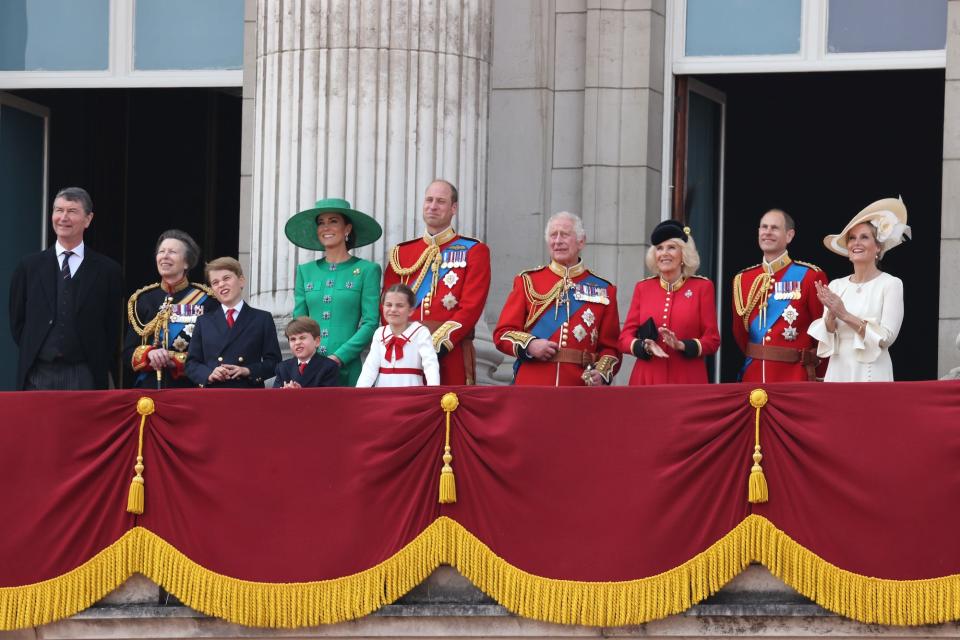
[273,317,339,388]
[186,257,281,388]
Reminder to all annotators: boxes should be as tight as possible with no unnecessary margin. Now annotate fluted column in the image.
[248,0,492,324]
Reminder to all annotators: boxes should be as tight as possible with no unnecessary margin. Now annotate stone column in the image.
[246,0,497,377]
[579,0,665,309]
[940,0,960,377]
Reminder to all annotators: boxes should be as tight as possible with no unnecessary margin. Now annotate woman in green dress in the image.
[285,198,383,386]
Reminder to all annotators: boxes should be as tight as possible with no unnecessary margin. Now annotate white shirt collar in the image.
[55,241,85,259]
[221,300,245,316]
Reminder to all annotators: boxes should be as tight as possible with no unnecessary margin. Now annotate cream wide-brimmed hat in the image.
[823,197,911,257]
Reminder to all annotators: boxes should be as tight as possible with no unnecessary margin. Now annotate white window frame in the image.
[672,0,946,75]
[0,0,242,89]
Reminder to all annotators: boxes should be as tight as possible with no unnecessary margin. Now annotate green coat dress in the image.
[293,256,382,386]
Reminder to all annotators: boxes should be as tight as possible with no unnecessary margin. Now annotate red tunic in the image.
[618,275,720,385]
[493,261,620,386]
[731,254,828,382]
[382,228,491,385]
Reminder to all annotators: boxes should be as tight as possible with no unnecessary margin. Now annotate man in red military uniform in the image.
[494,211,620,386]
[732,209,828,382]
[382,180,491,385]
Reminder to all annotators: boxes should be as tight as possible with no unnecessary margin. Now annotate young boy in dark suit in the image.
[186,257,281,388]
[273,317,340,388]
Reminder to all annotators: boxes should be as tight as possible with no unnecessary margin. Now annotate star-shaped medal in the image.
[573,324,587,342]
[442,292,458,310]
[443,270,459,289]
[781,304,799,325]
[582,308,595,327]
[782,326,798,341]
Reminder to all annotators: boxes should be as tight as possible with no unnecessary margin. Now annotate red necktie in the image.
[226,308,236,328]
[384,334,408,362]
[298,361,307,375]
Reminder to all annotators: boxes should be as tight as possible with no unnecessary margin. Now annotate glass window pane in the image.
[685,0,802,56]
[135,0,244,70]
[0,0,109,71]
[828,0,947,53]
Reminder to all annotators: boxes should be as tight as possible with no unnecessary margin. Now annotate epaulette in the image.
[690,274,711,280]
[517,265,546,277]
[395,237,425,248]
[192,282,216,296]
[640,274,657,281]
[737,263,761,274]
[588,272,614,287]
[457,234,484,244]
[128,282,161,304]
[794,260,822,272]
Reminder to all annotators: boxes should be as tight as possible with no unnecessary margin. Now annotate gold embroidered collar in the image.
[763,252,792,275]
[423,227,457,246]
[161,277,189,294]
[548,260,585,279]
[659,274,687,292]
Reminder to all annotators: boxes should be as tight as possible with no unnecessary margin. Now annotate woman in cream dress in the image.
[808,198,910,382]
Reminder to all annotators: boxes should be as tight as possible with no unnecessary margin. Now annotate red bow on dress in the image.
[384,333,409,362]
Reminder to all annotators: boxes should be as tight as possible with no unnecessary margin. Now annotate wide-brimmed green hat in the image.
[284,197,383,250]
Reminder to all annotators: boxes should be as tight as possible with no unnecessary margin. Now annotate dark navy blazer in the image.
[8,246,123,390]
[185,303,281,388]
[272,355,340,388]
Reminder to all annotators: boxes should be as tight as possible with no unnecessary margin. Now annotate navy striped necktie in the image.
[60,251,73,280]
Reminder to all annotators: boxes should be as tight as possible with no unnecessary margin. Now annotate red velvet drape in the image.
[2,382,959,587]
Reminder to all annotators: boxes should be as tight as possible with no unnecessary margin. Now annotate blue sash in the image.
[739,263,808,379]
[414,238,479,307]
[512,273,609,381]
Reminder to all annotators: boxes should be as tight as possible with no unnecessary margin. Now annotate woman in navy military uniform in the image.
[124,229,218,388]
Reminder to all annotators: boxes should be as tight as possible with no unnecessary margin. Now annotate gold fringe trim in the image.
[0,528,140,631]
[5,517,960,630]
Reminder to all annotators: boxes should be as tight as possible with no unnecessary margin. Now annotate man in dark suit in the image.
[8,187,123,390]
[185,257,281,388]
[273,317,340,388]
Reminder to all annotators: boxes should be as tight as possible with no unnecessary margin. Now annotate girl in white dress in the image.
[808,197,910,382]
[355,284,441,387]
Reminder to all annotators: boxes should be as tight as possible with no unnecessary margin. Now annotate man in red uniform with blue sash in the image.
[732,209,828,382]
[494,211,620,386]
[382,180,491,385]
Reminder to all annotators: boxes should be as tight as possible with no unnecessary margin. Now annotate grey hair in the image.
[544,211,586,242]
[54,187,93,215]
[645,234,702,278]
[156,229,201,270]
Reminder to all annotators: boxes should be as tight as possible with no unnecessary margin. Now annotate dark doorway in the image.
[3,87,241,389]
[687,70,943,382]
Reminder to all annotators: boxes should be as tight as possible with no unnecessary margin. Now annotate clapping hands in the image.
[815,281,846,317]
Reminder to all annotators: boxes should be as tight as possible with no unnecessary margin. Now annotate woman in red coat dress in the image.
[618,220,720,385]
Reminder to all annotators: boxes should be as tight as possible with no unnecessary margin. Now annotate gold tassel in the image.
[438,392,459,504]
[747,389,768,503]
[127,397,156,515]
